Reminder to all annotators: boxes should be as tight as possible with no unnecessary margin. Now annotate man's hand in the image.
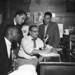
[50,48,62,53]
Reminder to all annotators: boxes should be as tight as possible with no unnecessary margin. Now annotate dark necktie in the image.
[9,45,13,65]
[32,39,37,48]
[8,45,13,72]
[32,38,40,58]
[10,48,12,60]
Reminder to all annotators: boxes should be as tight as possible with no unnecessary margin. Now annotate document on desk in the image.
[39,52,60,57]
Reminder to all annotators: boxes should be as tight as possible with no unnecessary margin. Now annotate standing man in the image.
[0,10,27,38]
[39,12,60,48]
[0,25,19,75]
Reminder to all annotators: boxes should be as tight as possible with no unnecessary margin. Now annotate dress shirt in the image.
[18,36,53,59]
[14,19,17,25]
[4,37,12,58]
[18,36,44,59]
[44,24,49,36]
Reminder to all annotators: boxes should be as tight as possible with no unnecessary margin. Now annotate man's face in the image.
[17,14,26,25]
[30,27,39,39]
[44,15,51,25]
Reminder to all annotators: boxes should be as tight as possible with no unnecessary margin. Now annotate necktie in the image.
[9,45,13,65]
[10,48,12,60]
[10,44,13,59]
[8,45,13,71]
[32,38,40,58]
[32,39,36,48]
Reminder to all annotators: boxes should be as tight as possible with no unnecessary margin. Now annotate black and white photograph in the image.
[0,0,75,75]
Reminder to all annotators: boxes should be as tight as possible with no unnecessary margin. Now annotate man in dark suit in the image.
[0,25,19,75]
[39,12,60,48]
[0,10,27,38]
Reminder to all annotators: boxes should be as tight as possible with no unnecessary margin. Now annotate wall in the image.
[0,0,7,22]
[6,0,75,28]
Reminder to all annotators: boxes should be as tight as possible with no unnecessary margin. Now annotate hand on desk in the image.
[50,48,62,52]
[31,47,62,58]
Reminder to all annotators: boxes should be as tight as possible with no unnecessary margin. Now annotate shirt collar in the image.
[4,37,12,46]
[29,35,37,40]
[14,19,17,25]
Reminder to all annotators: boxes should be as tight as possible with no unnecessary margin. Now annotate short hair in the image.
[29,25,38,31]
[4,24,19,36]
[14,10,27,17]
[44,12,52,18]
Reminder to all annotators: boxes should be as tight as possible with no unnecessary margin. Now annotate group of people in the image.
[0,10,27,75]
[0,10,60,75]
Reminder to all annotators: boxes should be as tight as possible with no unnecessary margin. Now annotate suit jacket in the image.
[0,37,12,74]
[39,21,60,48]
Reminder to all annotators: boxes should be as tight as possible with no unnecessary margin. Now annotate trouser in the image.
[17,58,39,67]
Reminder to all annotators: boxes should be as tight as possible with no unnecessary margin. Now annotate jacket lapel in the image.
[42,25,45,38]
[46,22,52,36]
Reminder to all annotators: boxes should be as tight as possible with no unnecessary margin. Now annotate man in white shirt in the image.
[18,25,53,67]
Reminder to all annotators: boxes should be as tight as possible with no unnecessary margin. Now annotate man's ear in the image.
[16,15,19,18]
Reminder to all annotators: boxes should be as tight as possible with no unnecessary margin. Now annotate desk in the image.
[39,62,75,75]
[39,52,61,62]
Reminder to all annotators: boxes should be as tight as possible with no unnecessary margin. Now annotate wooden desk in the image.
[39,62,75,75]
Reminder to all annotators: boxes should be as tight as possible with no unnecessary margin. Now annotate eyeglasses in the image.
[31,30,38,33]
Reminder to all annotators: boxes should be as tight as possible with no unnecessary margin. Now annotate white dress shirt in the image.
[18,36,44,59]
[44,24,49,36]
[4,37,12,58]
[18,36,53,59]
[14,19,17,25]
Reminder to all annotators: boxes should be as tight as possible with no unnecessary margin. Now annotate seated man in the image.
[17,25,53,67]
[0,25,20,75]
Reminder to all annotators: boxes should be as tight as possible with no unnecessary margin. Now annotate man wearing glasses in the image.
[17,25,53,67]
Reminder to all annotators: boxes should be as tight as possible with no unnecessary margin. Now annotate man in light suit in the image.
[39,12,60,48]
[0,25,19,75]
